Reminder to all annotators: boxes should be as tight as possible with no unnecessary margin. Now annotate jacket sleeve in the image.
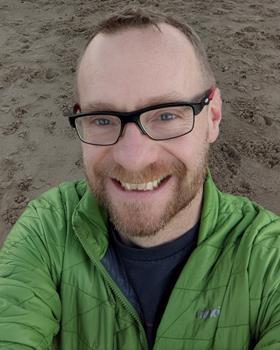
[250,223,280,350]
[253,287,280,350]
[0,202,63,349]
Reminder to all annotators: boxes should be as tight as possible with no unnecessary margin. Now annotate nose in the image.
[112,122,159,172]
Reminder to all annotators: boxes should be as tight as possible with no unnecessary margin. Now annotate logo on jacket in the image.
[196,307,221,319]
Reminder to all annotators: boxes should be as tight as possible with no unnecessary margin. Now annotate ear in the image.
[207,87,222,144]
[74,103,81,113]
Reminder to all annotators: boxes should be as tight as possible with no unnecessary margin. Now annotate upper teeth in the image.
[119,176,166,191]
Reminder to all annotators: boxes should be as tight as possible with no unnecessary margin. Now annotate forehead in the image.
[77,23,204,110]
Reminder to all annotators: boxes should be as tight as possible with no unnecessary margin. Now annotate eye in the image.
[95,118,112,126]
[159,112,176,121]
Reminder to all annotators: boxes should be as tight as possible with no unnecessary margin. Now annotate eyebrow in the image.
[81,91,204,113]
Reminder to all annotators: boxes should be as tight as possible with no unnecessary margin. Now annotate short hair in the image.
[75,6,216,102]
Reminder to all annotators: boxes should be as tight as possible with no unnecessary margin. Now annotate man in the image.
[0,6,280,350]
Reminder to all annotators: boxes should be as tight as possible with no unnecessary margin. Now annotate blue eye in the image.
[95,118,112,126]
[159,113,176,121]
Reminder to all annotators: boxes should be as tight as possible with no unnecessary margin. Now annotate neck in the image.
[119,187,204,248]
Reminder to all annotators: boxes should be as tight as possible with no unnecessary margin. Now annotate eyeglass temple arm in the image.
[68,103,81,128]
[193,86,216,116]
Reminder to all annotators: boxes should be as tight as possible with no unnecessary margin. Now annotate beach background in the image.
[1,0,280,245]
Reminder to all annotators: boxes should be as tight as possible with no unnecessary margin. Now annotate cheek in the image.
[81,144,90,164]
[163,136,205,167]
[82,144,112,171]
[82,145,99,170]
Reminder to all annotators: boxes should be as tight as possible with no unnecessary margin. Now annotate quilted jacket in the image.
[1,175,280,350]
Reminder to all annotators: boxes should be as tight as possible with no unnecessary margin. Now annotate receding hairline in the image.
[74,8,216,102]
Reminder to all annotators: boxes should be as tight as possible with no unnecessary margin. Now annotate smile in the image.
[115,176,168,191]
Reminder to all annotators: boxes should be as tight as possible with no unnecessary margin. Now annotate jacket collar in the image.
[197,172,220,245]
[73,182,109,258]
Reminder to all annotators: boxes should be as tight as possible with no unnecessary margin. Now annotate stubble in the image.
[85,145,209,239]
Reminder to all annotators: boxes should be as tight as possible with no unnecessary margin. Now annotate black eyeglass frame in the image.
[68,87,215,146]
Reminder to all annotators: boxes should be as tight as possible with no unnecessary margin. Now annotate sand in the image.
[1,0,280,245]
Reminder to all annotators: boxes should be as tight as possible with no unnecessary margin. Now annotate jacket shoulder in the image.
[28,179,87,212]
[200,175,279,246]
[219,190,280,240]
[1,180,88,281]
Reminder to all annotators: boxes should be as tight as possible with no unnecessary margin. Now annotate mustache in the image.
[93,160,186,183]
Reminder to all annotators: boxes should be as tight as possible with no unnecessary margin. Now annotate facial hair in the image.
[85,145,209,239]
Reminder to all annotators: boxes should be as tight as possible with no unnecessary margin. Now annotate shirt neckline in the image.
[110,222,199,262]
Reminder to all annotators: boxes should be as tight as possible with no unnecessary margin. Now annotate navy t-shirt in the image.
[111,223,199,349]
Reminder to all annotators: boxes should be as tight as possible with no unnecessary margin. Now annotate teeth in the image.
[119,176,166,191]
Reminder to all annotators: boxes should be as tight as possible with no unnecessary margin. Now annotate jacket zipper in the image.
[79,239,149,350]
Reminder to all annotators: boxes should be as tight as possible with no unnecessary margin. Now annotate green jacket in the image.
[1,175,280,350]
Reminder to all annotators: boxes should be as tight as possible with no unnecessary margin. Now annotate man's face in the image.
[77,24,220,240]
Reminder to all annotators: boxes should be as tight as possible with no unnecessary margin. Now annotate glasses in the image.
[68,88,215,146]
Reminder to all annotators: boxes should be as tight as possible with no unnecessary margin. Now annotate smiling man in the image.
[76,18,218,248]
[1,7,280,350]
